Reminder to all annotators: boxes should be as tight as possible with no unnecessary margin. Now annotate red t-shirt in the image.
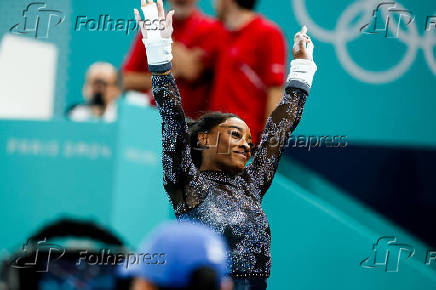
[208,15,287,144]
[122,10,226,119]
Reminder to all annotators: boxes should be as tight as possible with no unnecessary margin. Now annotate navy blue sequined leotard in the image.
[152,73,309,278]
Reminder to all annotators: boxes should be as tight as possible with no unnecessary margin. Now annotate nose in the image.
[239,139,250,153]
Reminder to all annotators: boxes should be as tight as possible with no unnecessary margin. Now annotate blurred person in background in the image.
[129,221,233,290]
[209,0,287,144]
[68,62,121,122]
[0,218,132,289]
[122,0,226,119]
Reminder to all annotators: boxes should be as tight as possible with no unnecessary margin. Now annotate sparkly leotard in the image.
[152,73,309,278]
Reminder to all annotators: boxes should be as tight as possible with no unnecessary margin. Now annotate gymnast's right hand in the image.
[287,25,317,88]
[134,0,175,73]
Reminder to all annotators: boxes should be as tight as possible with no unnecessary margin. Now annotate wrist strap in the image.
[142,37,173,66]
[287,59,317,88]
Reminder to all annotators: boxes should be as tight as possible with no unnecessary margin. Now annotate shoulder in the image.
[254,15,285,38]
[193,11,226,33]
[69,105,93,122]
[193,11,218,25]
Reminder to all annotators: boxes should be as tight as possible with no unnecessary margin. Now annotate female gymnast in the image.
[134,0,317,289]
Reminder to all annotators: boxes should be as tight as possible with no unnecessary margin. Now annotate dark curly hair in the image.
[234,0,258,10]
[187,111,241,168]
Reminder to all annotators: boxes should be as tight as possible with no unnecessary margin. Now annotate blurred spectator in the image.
[0,218,131,289]
[128,221,233,290]
[68,62,122,122]
[122,0,226,119]
[209,0,287,144]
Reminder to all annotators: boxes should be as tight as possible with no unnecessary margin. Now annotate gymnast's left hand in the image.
[288,26,317,87]
[292,25,315,62]
[133,0,175,68]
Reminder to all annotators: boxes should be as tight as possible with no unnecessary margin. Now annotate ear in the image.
[82,84,91,101]
[197,132,209,148]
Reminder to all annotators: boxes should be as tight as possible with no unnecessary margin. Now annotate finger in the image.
[298,38,307,53]
[307,41,314,60]
[134,8,147,38]
[141,0,147,16]
[134,8,141,23]
[307,41,314,52]
[294,34,305,44]
[157,0,164,19]
[301,25,307,34]
[295,31,308,41]
[147,0,153,4]
[293,32,304,52]
[294,32,301,42]
[166,10,174,29]
[294,36,308,53]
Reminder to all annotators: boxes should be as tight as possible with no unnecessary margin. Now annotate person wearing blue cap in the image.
[132,0,317,289]
[129,221,233,290]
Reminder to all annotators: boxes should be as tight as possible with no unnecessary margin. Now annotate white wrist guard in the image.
[142,37,173,66]
[287,59,317,88]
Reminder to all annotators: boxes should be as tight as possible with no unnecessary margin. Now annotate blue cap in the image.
[121,221,229,288]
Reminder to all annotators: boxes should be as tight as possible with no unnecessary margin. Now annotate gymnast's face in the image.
[198,117,253,172]
[168,0,198,18]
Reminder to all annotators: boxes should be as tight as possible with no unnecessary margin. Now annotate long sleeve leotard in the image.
[152,72,309,278]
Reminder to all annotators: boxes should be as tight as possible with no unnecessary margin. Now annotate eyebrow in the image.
[220,125,243,131]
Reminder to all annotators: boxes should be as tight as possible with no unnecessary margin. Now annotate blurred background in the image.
[0,0,435,289]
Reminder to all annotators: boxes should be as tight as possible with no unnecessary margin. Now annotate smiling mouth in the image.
[233,151,249,159]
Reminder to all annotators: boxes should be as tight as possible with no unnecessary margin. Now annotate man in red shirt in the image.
[209,0,287,144]
[122,0,226,119]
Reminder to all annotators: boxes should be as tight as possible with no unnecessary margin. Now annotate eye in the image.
[230,131,242,139]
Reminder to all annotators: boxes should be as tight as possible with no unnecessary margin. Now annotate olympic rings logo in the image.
[292,0,436,83]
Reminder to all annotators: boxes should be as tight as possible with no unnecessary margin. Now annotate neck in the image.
[224,8,256,31]
[199,163,242,176]
[199,163,222,172]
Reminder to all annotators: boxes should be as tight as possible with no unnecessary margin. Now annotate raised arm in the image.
[134,0,198,212]
[245,26,317,199]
